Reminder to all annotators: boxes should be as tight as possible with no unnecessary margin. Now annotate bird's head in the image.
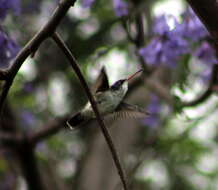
[110,79,127,91]
[110,69,143,93]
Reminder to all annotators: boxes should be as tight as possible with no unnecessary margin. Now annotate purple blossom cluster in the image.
[143,95,161,128]
[112,0,128,17]
[0,0,20,68]
[194,41,217,64]
[139,34,189,68]
[0,0,21,20]
[175,10,208,41]
[0,29,19,68]
[139,9,216,68]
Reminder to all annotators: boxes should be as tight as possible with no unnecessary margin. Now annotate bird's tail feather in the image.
[67,112,86,129]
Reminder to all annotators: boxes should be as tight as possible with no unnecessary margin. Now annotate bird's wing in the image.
[104,102,150,122]
[92,67,110,93]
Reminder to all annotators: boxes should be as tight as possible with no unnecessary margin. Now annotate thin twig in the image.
[0,102,45,190]
[16,136,45,190]
[135,15,145,47]
[184,0,218,105]
[29,116,68,146]
[28,76,147,146]
[115,133,159,190]
[122,0,218,109]
[0,0,76,114]
[0,2,77,188]
[52,32,128,190]
[121,19,136,43]
[182,64,218,107]
[123,2,150,75]
[0,70,9,80]
[186,0,218,44]
[130,64,218,107]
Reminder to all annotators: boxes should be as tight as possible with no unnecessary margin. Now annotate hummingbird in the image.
[67,68,149,129]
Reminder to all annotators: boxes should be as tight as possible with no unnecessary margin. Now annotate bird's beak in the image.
[127,69,143,81]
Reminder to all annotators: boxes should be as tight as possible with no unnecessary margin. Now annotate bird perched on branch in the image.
[67,67,149,129]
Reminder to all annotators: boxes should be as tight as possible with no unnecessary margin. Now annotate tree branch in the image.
[29,116,68,146]
[121,19,136,43]
[0,70,9,80]
[126,1,218,108]
[134,14,151,74]
[0,1,77,189]
[182,0,218,106]
[186,0,218,46]
[16,136,45,190]
[123,3,151,75]
[135,15,145,47]
[0,102,45,190]
[127,64,218,108]
[182,64,218,107]
[52,32,129,190]
[0,0,77,114]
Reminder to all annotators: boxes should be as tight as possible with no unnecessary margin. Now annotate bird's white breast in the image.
[82,81,128,118]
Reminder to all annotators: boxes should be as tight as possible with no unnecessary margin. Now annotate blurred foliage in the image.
[1,0,218,190]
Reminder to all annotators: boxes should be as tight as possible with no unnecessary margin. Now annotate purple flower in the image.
[139,38,162,66]
[81,0,95,8]
[139,15,190,68]
[20,110,36,127]
[0,0,21,20]
[175,8,208,41]
[112,0,128,17]
[0,29,19,68]
[194,42,217,64]
[162,34,190,67]
[143,116,159,128]
[147,95,161,113]
[143,95,161,128]
[139,33,189,67]
[152,15,170,35]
